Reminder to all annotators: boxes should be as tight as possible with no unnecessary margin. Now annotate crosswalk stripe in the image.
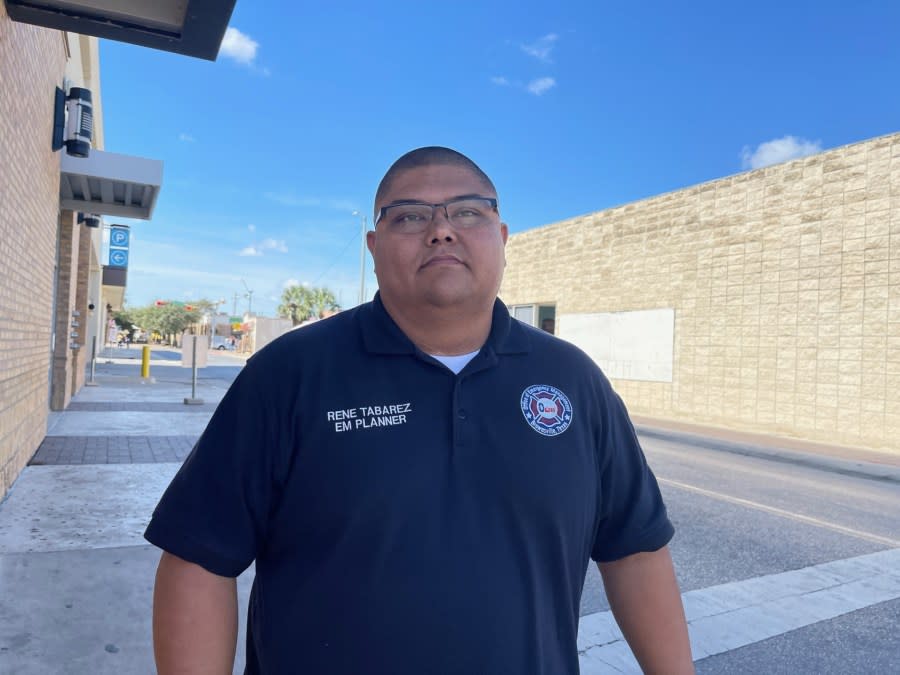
[578,548,900,673]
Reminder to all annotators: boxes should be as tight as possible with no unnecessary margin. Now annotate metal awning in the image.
[60,149,163,219]
[5,0,237,60]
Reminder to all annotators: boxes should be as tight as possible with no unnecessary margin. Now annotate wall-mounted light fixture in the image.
[77,213,101,228]
[52,86,93,157]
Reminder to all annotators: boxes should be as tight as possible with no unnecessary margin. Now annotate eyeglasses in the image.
[375,196,499,234]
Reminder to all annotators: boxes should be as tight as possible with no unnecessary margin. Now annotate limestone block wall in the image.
[501,133,900,451]
[0,7,67,495]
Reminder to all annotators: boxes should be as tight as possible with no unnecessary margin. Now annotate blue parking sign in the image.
[110,227,130,248]
[109,249,128,267]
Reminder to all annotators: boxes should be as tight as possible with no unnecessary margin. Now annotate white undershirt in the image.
[429,349,480,374]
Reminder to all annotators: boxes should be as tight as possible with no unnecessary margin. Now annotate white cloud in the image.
[239,238,287,257]
[219,27,259,65]
[521,33,558,62]
[740,135,823,170]
[178,132,195,143]
[282,278,310,289]
[260,238,288,253]
[491,76,510,86]
[526,77,556,96]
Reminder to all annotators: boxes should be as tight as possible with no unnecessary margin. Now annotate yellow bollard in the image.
[141,345,151,378]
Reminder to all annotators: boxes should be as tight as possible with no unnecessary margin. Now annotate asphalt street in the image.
[579,432,900,673]
[1,346,897,673]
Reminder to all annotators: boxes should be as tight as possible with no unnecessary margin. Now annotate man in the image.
[146,147,693,674]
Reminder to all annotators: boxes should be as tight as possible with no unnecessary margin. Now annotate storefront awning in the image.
[5,0,236,60]
[60,149,163,220]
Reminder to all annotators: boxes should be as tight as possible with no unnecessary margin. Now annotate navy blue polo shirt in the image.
[145,293,673,674]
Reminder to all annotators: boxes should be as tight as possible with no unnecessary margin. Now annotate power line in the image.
[310,228,362,288]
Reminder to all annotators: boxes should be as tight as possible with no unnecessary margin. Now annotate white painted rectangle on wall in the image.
[559,309,674,383]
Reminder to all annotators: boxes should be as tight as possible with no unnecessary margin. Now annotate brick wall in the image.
[0,7,67,495]
[51,211,79,410]
[72,220,92,394]
[501,133,900,452]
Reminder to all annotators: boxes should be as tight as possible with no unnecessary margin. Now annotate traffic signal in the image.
[154,300,168,306]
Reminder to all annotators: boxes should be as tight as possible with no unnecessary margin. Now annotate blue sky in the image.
[100,0,900,317]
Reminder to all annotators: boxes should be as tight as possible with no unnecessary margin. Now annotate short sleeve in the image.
[144,356,293,577]
[591,379,674,563]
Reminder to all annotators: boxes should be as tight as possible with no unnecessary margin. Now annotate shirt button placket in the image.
[452,380,467,449]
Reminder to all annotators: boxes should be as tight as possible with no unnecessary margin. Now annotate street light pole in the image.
[354,211,368,305]
[209,297,225,346]
[241,279,254,316]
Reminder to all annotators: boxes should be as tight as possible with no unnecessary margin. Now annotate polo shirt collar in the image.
[360,292,530,356]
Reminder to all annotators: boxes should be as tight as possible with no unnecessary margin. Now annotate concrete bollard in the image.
[141,345,151,378]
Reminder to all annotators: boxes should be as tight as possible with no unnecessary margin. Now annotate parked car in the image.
[211,336,235,351]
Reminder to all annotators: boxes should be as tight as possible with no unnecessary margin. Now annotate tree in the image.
[129,302,202,346]
[278,285,313,326]
[310,287,339,318]
[112,308,137,340]
[277,285,340,326]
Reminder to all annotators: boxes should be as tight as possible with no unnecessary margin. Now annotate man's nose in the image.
[426,206,455,242]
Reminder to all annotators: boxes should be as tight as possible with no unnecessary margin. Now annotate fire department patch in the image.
[520,384,573,437]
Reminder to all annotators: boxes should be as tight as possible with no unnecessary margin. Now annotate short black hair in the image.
[374,146,497,217]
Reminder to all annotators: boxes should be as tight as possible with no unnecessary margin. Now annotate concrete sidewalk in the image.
[0,348,896,673]
[0,349,253,674]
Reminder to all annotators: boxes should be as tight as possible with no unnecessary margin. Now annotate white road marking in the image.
[658,477,900,547]
[579,548,900,673]
[646,442,900,506]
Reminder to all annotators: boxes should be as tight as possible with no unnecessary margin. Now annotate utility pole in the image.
[353,211,367,305]
[209,298,225,345]
[232,292,239,316]
[241,279,254,316]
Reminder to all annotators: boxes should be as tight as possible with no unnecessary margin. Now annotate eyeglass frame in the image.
[374,195,499,229]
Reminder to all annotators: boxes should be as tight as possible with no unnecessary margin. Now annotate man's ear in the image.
[500,222,509,244]
[366,230,377,254]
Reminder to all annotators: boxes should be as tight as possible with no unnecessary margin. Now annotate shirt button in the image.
[458,409,467,420]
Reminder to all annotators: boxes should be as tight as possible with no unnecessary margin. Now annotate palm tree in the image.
[278,285,314,326]
[278,285,341,325]
[310,287,339,318]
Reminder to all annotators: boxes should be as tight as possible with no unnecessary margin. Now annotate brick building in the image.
[501,133,900,452]
[0,12,127,496]
[0,2,234,499]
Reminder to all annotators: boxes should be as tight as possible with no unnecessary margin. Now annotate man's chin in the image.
[420,285,493,310]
